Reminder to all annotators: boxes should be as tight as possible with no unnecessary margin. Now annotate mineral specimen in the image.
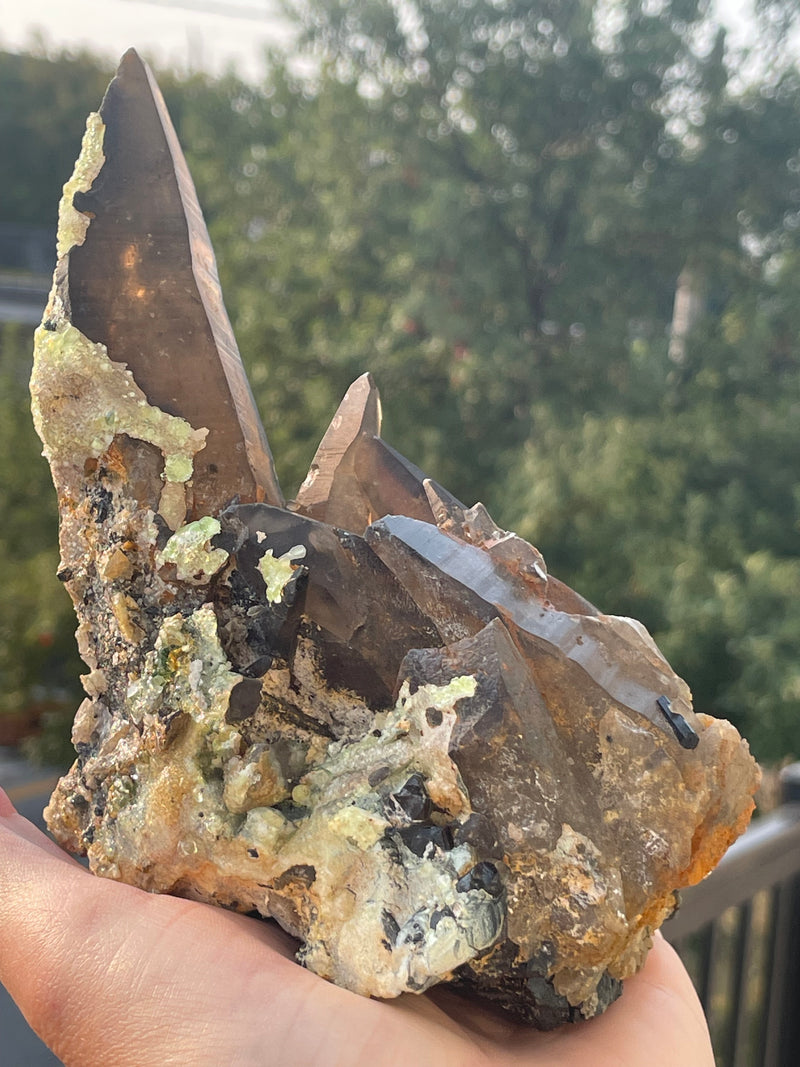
[34,49,760,1029]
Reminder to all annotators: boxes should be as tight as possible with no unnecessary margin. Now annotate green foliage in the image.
[0,50,109,228]
[0,324,83,719]
[505,267,800,758]
[4,0,800,762]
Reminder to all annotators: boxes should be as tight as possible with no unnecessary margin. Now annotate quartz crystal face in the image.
[33,49,761,1029]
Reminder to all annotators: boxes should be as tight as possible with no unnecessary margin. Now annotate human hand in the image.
[0,786,714,1067]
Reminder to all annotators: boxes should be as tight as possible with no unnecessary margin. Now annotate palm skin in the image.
[0,787,713,1067]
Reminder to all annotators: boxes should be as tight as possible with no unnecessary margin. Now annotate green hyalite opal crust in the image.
[35,48,760,1029]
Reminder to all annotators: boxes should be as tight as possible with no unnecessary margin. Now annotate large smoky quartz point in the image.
[33,49,760,1029]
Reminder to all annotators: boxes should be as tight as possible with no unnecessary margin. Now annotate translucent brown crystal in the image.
[33,49,760,1029]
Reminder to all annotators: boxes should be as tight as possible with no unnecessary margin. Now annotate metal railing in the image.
[663,764,800,1067]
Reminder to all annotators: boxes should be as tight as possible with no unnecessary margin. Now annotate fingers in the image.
[0,807,491,1067]
[0,793,713,1067]
[0,812,308,1066]
[618,933,715,1064]
[0,783,78,861]
[602,932,714,1066]
[0,789,85,866]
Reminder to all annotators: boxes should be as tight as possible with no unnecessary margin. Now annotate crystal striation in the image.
[35,49,760,1029]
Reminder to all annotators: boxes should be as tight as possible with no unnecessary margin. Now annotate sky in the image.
[0,0,758,83]
[0,0,295,81]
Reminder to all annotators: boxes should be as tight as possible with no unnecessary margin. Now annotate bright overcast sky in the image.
[0,0,757,83]
[0,0,294,80]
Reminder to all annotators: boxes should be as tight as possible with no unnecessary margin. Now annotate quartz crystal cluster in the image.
[33,50,760,1029]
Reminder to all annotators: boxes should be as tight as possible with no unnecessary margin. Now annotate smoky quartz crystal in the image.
[32,50,760,1028]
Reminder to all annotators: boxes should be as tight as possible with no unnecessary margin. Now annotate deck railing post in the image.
[773,765,800,1067]
[664,761,800,1067]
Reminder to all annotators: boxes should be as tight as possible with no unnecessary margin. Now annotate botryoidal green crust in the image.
[31,322,207,532]
[55,112,106,259]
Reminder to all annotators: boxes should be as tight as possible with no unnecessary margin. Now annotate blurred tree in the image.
[0,50,109,228]
[3,0,800,762]
[191,0,716,499]
[0,324,83,729]
[186,1,800,504]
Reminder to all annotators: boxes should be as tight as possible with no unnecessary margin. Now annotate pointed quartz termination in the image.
[49,48,282,518]
[365,514,696,746]
[423,485,598,616]
[294,372,439,532]
[293,373,380,527]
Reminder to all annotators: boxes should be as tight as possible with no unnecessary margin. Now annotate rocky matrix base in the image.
[33,49,760,1029]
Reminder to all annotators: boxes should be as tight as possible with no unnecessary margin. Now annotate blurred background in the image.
[2,2,800,1062]
[3,0,800,770]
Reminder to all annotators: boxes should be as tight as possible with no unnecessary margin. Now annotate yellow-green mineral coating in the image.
[31,111,208,505]
[257,544,307,603]
[68,601,497,999]
[56,112,106,258]
[414,674,477,710]
[156,517,229,582]
[30,322,207,483]
[127,605,240,734]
